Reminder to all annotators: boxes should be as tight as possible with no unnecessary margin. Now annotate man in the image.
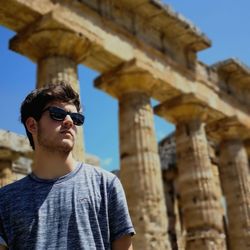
[0,82,135,250]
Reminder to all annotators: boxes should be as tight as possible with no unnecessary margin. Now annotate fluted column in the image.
[120,92,170,249]
[9,14,91,161]
[177,120,225,249]
[155,95,226,250]
[95,65,171,250]
[208,118,250,250]
[162,169,186,250]
[37,56,79,90]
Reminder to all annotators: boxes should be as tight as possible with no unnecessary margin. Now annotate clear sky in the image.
[0,1,249,171]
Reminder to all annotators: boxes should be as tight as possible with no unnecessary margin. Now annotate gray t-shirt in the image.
[0,163,135,250]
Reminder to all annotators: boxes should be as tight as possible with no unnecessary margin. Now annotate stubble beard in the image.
[37,125,74,155]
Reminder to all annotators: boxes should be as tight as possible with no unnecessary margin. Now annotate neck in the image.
[32,148,77,179]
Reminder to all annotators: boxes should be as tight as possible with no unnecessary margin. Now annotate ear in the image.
[25,117,38,135]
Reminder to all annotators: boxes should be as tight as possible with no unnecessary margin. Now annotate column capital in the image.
[95,60,154,98]
[207,116,250,142]
[154,93,223,124]
[95,59,167,99]
[9,12,91,63]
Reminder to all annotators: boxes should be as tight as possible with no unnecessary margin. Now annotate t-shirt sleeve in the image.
[108,176,135,242]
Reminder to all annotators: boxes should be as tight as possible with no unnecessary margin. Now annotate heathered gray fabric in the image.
[0,163,135,250]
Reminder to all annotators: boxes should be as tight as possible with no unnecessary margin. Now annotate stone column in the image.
[176,120,225,250]
[162,169,186,250]
[95,66,171,250]
[9,14,91,161]
[37,56,79,91]
[155,96,226,250]
[208,118,250,250]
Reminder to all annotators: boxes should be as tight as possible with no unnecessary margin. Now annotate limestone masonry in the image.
[0,1,250,249]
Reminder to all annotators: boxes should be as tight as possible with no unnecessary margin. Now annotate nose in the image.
[62,115,74,128]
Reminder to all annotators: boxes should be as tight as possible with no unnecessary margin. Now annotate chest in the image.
[5,182,108,242]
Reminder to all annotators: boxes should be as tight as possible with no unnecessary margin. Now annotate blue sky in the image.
[0,1,249,171]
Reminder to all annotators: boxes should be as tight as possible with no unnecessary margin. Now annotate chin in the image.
[58,145,74,154]
[58,141,74,153]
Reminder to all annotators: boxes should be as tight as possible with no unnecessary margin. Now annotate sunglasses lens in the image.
[71,113,84,126]
[49,107,66,121]
[48,107,84,126]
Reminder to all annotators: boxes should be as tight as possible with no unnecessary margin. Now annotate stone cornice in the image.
[212,58,250,89]
[1,0,210,69]
[75,0,211,52]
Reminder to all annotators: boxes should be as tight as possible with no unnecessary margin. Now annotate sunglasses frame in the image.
[41,106,84,126]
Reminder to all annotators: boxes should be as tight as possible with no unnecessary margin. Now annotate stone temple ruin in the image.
[1,1,250,249]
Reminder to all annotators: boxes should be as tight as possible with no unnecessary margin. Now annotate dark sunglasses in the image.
[41,106,84,126]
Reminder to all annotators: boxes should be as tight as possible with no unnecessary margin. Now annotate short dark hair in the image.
[20,81,81,150]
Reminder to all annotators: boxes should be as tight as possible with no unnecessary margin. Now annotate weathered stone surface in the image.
[154,93,224,125]
[158,132,176,170]
[119,92,171,250]
[175,121,226,250]
[0,130,32,186]
[159,132,226,250]
[162,169,186,250]
[208,118,250,250]
[0,129,33,157]
[155,97,226,250]
[220,140,250,250]
[212,58,250,108]
[96,69,171,249]
[0,159,13,187]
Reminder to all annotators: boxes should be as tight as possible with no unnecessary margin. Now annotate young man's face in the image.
[35,101,78,154]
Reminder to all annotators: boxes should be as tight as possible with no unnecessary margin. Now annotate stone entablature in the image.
[1,0,250,133]
[62,0,210,67]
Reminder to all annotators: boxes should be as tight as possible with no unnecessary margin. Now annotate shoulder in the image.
[80,163,118,183]
[79,163,123,193]
[0,176,31,205]
[0,176,31,195]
